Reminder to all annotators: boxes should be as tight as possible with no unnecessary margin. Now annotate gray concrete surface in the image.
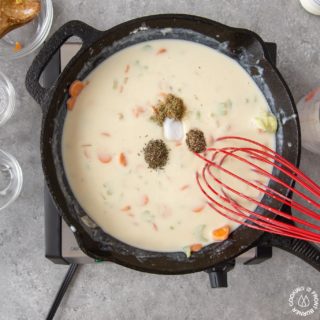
[0,1,320,319]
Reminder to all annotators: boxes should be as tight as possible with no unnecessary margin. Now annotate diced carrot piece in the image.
[132,106,145,118]
[69,80,85,97]
[159,92,167,98]
[152,223,158,231]
[190,243,203,252]
[141,195,149,206]
[180,185,189,191]
[121,205,131,211]
[14,41,22,52]
[157,48,167,55]
[192,205,205,213]
[101,132,111,137]
[119,152,127,166]
[67,97,76,111]
[125,64,130,73]
[98,153,112,164]
[212,225,230,241]
[176,142,182,147]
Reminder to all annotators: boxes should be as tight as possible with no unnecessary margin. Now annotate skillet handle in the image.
[259,233,320,272]
[26,20,103,106]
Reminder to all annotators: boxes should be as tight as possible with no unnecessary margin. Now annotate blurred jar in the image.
[0,72,15,127]
[0,150,23,211]
[300,0,320,15]
[0,0,53,60]
[297,87,320,155]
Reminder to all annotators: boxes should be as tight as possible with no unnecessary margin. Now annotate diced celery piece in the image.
[216,99,232,115]
[112,79,118,90]
[253,112,278,133]
[141,210,154,223]
[193,224,208,242]
[142,44,152,50]
[182,246,191,258]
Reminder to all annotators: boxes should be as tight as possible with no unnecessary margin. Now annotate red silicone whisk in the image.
[194,136,320,243]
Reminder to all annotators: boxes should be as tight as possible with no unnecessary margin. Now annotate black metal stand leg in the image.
[46,264,79,320]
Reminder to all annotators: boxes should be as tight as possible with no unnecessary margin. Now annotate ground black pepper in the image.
[186,129,207,153]
[151,94,186,126]
[143,139,169,169]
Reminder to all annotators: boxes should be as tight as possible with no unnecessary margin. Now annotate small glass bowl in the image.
[0,150,23,211]
[0,72,15,127]
[0,0,53,60]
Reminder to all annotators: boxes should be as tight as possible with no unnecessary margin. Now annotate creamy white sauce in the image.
[62,39,275,252]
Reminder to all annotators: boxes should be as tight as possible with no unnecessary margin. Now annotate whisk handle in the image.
[259,234,320,272]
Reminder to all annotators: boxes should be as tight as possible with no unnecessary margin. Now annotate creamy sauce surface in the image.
[62,39,275,252]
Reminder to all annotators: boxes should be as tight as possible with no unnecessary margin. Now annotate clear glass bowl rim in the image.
[0,71,16,127]
[0,149,23,211]
[0,0,53,60]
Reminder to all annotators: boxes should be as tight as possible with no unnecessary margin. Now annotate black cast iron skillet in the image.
[26,14,320,274]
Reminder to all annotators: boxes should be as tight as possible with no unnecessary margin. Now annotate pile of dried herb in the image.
[151,94,186,126]
[143,139,169,169]
[186,129,207,153]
